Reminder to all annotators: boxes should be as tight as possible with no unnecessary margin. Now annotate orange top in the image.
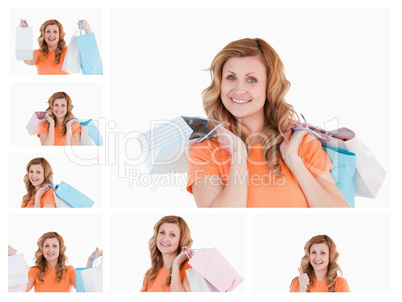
[28,265,76,292]
[290,277,350,292]
[187,134,333,208]
[33,48,69,75]
[21,188,56,208]
[142,262,191,292]
[38,122,81,146]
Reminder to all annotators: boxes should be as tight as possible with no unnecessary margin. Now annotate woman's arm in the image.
[170,247,191,292]
[280,130,349,208]
[71,275,77,289]
[66,119,80,146]
[26,277,34,292]
[86,248,103,268]
[19,20,38,66]
[79,20,92,33]
[34,186,54,208]
[40,114,55,146]
[191,126,248,207]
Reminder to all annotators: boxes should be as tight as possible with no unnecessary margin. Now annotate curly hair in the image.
[294,235,342,292]
[202,38,299,175]
[142,216,193,291]
[22,157,53,208]
[31,232,68,283]
[45,91,75,136]
[38,19,66,65]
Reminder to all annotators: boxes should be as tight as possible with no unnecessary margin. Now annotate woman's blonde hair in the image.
[38,19,66,64]
[142,216,193,291]
[45,91,75,136]
[203,38,299,175]
[22,157,53,208]
[294,234,342,292]
[32,232,68,283]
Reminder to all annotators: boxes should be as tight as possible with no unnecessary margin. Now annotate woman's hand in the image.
[87,247,103,267]
[297,268,310,292]
[19,19,28,27]
[216,123,246,156]
[280,128,307,170]
[78,20,92,33]
[45,113,55,126]
[172,246,191,268]
[8,245,17,256]
[66,118,77,129]
[35,186,50,200]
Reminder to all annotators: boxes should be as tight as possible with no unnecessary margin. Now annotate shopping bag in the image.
[297,124,386,198]
[50,181,94,208]
[79,119,103,146]
[76,32,103,75]
[62,36,81,73]
[76,257,103,292]
[322,145,356,207]
[26,111,47,135]
[186,268,219,292]
[8,254,28,292]
[138,116,223,173]
[187,248,243,292]
[15,26,33,60]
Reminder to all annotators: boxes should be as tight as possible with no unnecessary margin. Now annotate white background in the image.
[254,214,391,292]
[109,213,246,292]
[9,7,103,75]
[11,82,104,146]
[1,1,401,302]
[109,6,390,208]
[8,213,103,273]
[9,153,102,208]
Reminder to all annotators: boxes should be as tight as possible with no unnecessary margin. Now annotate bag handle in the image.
[195,123,223,143]
[292,123,333,141]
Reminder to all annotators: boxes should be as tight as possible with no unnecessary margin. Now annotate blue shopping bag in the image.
[75,268,87,292]
[53,181,94,208]
[322,145,356,207]
[76,32,103,75]
[79,119,103,146]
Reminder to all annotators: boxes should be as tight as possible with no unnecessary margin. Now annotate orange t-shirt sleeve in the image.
[71,122,82,134]
[289,278,299,292]
[42,188,56,207]
[37,122,50,137]
[187,141,227,194]
[335,277,350,292]
[299,134,333,178]
[66,265,76,281]
[28,267,39,284]
[180,262,192,279]
[33,49,41,60]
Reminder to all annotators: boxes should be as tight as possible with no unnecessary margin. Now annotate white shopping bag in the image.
[62,35,82,73]
[138,116,222,174]
[80,122,96,146]
[8,254,28,292]
[15,26,33,60]
[186,268,219,292]
[314,127,386,198]
[26,111,47,135]
[80,266,103,292]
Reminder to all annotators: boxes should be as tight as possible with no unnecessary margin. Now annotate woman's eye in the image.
[170,234,175,237]
[248,78,257,83]
[227,75,235,80]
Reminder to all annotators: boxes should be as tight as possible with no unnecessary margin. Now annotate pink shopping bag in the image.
[26,111,46,135]
[188,247,243,292]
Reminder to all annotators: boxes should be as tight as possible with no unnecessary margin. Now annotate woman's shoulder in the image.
[33,49,41,55]
[28,266,40,274]
[335,276,350,291]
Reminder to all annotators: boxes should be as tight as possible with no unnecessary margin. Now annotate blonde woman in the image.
[8,232,102,292]
[142,216,193,292]
[187,38,349,208]
[290,235,350,292]
[38,91,81,146]
[19,19,92,75]
[21,157,55,208]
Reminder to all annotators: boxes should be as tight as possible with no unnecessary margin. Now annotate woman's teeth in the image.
[232,98,251,104]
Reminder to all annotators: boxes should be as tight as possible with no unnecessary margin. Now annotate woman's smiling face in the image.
[309,243,330,273]
[220,56,267,122]
[42,237,60,263]
[29,164,45,188]
[156,223,181,255]
[44,24,60,47]
[52,98,68,119]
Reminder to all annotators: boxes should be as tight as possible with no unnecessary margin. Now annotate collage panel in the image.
[109,213,246,292]
[10,6,103,75]
[8,213,103,292]
[11,82,104,147]
[109,7,390,208]
[9,153,102,209]
[254,214,391,293]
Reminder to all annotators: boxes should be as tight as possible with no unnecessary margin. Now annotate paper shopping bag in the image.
[188,248,243,292]
[76,32,103,75]
[138,116,223,174]
[52,181,94,208]
[15,26,33,60]
[79,119,103,146]
[8,254,28,292]
[186,268,219,292]
[26,111,47,135]
[76,256,103,292]
[311,126,386,198]
[62,36,81,73]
